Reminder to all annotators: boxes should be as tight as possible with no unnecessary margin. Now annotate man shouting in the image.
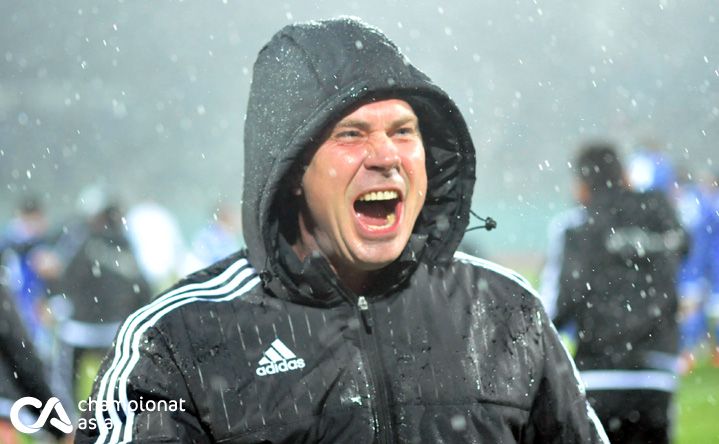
[77,18,607,443]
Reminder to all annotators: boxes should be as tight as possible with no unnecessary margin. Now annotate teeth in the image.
[367,212,397,231]
[358,190,399,202]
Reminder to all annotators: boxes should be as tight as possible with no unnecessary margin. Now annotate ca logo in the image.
[10,397,73,435]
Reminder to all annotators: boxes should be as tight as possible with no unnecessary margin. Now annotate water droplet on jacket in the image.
[450,414,467,431]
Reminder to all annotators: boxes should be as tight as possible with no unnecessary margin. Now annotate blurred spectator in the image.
[672,168,717,370]
[707,171,719,365]
[186,202,242,271]
[52,192,151,402]
[125,200,190,291]
[0,281,66,443]
[543,141,686,444]
[0,195,62,356]
[677,169,719,368]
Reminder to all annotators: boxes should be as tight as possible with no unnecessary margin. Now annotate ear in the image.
[573,178,591,205]
[290,165,305,196]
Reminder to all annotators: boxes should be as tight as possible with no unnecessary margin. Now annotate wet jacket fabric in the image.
[76,18,606,443]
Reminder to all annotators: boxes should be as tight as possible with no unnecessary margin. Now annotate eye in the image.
[333,129,364,141]
[393,126,418,138]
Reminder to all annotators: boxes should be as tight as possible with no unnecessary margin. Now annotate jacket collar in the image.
[263,232,426,307]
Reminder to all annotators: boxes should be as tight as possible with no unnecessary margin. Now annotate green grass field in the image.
[676,362,719,443]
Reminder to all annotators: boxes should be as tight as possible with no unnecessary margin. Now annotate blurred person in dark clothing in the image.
[53,199,151,402]
[0,281,67,443]
[545,141,686,444]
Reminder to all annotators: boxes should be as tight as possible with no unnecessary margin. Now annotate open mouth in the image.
[353,190,402,232]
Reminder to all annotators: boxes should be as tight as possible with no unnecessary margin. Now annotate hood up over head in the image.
[242,17,476,302]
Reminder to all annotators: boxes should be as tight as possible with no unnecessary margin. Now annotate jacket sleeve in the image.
[74,326,209,443]
[527,310,609,443]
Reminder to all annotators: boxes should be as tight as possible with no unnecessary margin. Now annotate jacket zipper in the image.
[313,259,393,443]
[357,295,393,443]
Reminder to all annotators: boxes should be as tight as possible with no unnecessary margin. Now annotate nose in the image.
[365,132,400,171]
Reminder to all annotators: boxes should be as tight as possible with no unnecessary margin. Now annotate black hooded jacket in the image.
[76,18,606,443]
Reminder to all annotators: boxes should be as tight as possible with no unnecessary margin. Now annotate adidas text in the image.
[256,339,305,376]
[256,358,305,376]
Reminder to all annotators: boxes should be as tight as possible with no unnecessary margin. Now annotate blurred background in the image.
[1,1,718,442]
[2,0,717,257]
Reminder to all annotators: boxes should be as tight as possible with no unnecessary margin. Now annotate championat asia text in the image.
[77,397,187,430]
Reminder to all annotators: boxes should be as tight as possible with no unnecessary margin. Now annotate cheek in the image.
[318,151,364,183]
[304,153,359,203]
[403,146,427,185]
[338,150,365,172]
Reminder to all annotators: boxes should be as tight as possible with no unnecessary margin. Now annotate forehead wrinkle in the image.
[334,113,418,131]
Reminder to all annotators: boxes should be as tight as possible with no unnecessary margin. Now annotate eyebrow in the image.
[389,116,419,130]
[334,119,371,132]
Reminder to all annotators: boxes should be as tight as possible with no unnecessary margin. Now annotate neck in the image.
[334,263,374,294]
[290,239,373,295]
[294,218,377,294]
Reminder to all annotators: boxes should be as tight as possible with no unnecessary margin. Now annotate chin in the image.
[352,240,408,270]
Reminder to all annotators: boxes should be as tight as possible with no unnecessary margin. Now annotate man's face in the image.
[296,99,427,277]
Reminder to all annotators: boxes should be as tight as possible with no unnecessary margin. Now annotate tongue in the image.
[354,200,394,226]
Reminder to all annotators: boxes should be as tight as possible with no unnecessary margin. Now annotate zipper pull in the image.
[357,296,374,332]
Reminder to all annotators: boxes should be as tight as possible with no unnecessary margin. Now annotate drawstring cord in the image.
[465,209,497,232]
